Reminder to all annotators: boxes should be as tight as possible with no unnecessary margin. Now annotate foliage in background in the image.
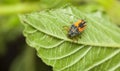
[0,16,22,55]
[10,46,36,71]
[96,0,120,25]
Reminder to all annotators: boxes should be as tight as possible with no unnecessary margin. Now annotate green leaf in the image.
[20,6,120,71]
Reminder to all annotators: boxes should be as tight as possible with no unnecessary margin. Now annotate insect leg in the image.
[63,26,70,31]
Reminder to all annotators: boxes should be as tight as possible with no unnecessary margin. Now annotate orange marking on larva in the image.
[74,20,82,27]
[78,27,85,32]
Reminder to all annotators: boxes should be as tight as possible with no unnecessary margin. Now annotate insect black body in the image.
[68,25,80,38]
[67,20,86,39]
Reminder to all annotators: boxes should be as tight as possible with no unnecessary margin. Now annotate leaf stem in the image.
[0,2,40,15]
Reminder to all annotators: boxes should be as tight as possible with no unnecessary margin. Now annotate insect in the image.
[64,19,86,40]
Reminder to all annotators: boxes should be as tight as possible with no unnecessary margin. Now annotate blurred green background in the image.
[0,0,120,71]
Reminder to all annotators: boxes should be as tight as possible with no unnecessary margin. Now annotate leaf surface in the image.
[20,6,120,71]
